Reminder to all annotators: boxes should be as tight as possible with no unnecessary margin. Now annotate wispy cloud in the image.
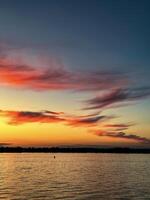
[92,130,150,144]
[104,123,134,131]
[84,87,150,110]
[66,114,114,127]
[0,109,149,145]
[0,44,149,146]
[0,110,65,125]
[0,50,127,91]
[0,109,111,127]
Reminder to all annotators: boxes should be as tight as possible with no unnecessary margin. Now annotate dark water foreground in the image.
[0,153,150,200]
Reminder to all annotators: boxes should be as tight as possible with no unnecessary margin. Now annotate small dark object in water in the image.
[54,156,56,159]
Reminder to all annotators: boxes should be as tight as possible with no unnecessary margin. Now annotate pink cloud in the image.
[0,55,127,91]
[0,110,65,125]
[0,109,112,127]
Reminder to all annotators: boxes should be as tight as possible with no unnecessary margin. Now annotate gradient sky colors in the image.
[0,0,150,147]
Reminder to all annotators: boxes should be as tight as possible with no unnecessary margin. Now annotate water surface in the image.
[0,153,149,199]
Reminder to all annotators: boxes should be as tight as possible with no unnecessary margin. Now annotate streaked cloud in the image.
[0,110,65,125]
[0,44,149,146]
[104,123,134,131]
[84,87,150,110]
[66,114,114,127]
[0,51,127,91]
[92,129,150,144]
[0,109,111,127]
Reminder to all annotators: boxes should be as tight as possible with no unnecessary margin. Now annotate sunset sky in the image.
[0,0,150,147]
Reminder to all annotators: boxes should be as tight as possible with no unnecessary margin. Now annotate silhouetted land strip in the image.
[0,147,150,154]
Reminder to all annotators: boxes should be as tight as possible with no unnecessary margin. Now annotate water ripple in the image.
[0,153,150,200]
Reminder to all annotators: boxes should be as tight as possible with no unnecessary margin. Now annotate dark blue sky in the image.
[0,0,150,79]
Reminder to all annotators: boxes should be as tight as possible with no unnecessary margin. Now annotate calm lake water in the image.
[0,153,150,200]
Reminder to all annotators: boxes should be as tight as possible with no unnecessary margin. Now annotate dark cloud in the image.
[0,143,12,146]
[93,130,150,144]
[85,87,150,110]
[66,114,114,127]
[43,110,64,115]
[104,123,134,131]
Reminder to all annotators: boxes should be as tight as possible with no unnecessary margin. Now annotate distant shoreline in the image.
[0,147,150,154]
